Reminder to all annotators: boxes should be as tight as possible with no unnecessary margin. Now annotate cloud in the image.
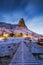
[0,0,43,35]
[0,11,27,24]
[26,15,43,35]
[0,0,30,11]
[24,0,43,18]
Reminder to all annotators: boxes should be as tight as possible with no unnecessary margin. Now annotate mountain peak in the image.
[18,18,26,27]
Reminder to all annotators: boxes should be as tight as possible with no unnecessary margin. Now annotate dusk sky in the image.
[0,0,43,35]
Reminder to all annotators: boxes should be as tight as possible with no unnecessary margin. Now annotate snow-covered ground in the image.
[0,37,31,57]
[0,37,43,65]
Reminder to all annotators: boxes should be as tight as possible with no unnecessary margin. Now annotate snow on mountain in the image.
[13,18,33,34]
[0,18,43,37]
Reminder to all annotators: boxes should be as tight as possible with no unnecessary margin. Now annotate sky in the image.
[0,0,43,35]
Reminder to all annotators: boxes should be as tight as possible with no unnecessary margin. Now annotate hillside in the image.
[0,18,43,37]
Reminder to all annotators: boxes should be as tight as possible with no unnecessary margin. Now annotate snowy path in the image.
[9,42,40,65]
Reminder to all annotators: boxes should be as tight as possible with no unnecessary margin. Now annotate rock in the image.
[18,18,26,27]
